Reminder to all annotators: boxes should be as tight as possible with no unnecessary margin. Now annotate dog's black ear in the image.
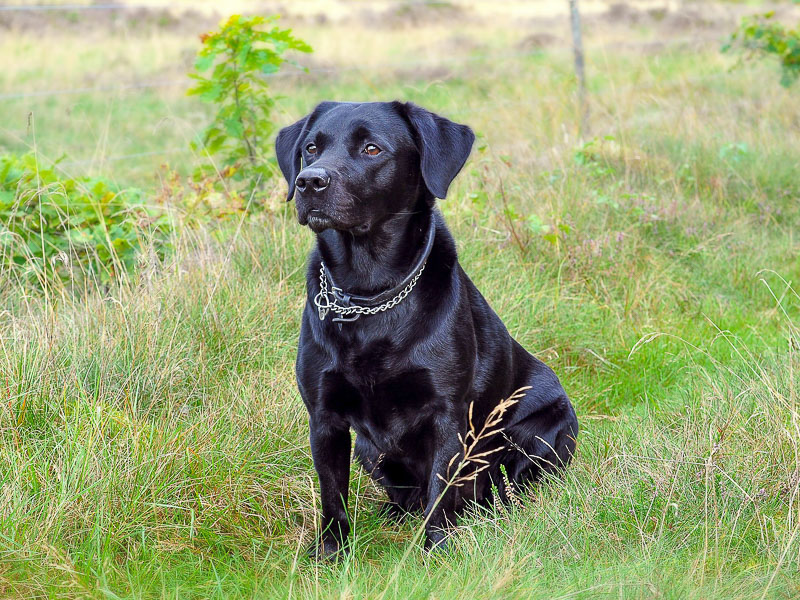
[400,102,475,199]
[275,102,338,201]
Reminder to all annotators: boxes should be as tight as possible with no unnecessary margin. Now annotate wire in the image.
[1,1,454,11]
[1,50,545,101]
[58,147,190,167]
[0,79,186,100]
[0,4,167,10]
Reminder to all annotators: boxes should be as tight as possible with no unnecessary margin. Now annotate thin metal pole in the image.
[569,0,589,137]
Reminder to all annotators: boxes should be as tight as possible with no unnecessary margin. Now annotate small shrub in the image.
[573,136,619,178]
[723,11,800,88]
[0,153,175,289]
[155,164,247,222]
[188,15,312,192]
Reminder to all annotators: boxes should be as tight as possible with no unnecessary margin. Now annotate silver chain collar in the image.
[314,260,427,323]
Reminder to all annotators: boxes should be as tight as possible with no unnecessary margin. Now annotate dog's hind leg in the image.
[501,394,578,489]
[354,435,424,518]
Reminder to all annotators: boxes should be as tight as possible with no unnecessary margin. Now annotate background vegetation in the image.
[1,1,799,598]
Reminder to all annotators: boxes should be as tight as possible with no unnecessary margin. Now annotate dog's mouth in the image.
[301,209,369,235]
[305,210,335,233]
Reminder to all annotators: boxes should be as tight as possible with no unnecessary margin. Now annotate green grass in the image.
[2,3,800,598]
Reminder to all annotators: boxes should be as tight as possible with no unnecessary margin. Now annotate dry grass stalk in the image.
[438,386,531,488]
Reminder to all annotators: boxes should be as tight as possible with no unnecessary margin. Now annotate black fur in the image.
[276,101,578,558]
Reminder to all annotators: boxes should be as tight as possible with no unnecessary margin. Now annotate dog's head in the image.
[275,101,474,234]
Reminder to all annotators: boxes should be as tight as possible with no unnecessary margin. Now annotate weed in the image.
[723,11,800,88]
[188,15,311,191]
[0,152,175,290]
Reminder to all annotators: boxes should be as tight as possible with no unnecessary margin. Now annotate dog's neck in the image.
[315,208,432,296]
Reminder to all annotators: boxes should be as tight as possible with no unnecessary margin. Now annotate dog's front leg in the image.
[309,416,351,559]
[423,428,464,551]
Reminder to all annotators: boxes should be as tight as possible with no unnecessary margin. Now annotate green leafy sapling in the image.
[723,10,800,88]
[188,15,312,191]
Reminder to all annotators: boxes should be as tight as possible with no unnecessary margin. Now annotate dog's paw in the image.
[423,527,452,554]
[308,535,348,562]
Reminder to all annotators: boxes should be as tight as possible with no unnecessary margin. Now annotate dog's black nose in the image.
[295,167,330,194]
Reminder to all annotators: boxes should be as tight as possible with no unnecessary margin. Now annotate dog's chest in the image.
[322,359,439,452]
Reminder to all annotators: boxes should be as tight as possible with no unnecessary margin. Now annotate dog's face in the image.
[276,101,474,234]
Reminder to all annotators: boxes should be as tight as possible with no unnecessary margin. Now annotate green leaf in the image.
[542,232,559,246]
[194,53,216,72]
[526,213,546,234]
[223,118,244,139]
[0,190,14,208]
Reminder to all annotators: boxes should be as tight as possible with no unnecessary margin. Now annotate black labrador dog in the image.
[276,101,578,557]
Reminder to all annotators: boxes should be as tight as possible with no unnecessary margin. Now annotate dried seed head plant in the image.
[378,386,533,594]
[439,385,531,488]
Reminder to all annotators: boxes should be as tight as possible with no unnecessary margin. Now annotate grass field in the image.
[2,1,800,598]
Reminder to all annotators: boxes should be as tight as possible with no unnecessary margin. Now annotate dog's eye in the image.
[363,144,381,156]
[306,143,317,155]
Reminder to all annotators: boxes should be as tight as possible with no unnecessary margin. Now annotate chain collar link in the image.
[314,260,426,323]
[312,215,436,325]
